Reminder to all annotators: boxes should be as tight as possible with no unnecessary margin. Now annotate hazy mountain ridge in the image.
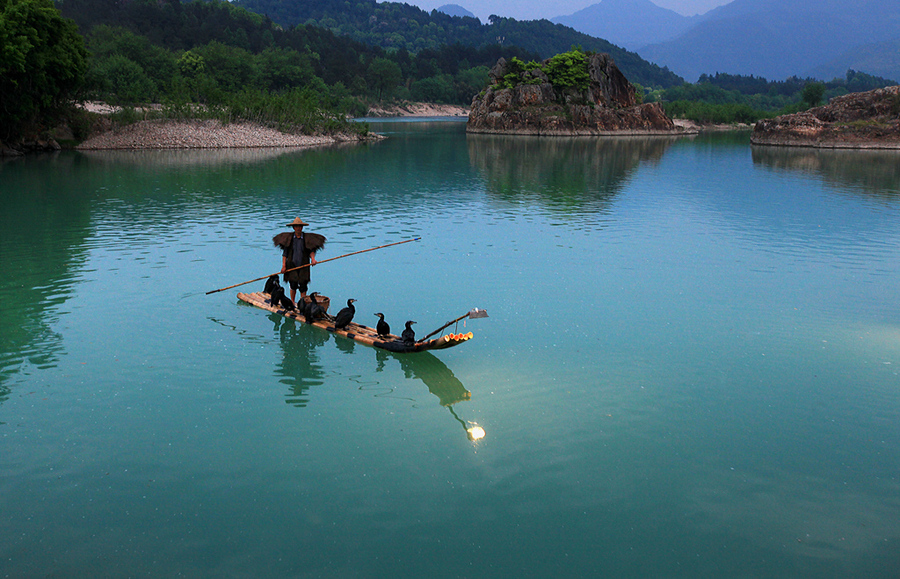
[436,4,477,19]
[551,0,698,51]
[553,0,900,81]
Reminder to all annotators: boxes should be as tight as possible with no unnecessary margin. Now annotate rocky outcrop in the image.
[0,137,62,156]
[467,53,680,136]
[752,86,900,148]
[1,122,77,156]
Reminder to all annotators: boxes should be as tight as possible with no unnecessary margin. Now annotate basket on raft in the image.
[300,294,330,312]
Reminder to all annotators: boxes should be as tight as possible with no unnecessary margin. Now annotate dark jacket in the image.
[274,231,326,284]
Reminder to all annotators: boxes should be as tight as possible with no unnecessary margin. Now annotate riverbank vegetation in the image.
[650,70,898,125]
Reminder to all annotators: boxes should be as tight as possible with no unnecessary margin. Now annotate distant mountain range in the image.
[436,4,477,19]
[552,0,697,51]
[553,0,900,82]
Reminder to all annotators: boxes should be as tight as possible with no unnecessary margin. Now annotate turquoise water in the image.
[2,121,899,577]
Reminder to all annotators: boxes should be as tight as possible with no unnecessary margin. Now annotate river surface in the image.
[1,121,899,577]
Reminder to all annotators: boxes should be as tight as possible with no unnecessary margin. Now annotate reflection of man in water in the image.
[273,316,328,407]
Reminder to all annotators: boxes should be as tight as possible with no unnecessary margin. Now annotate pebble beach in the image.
[75,102,469,150]
[76,119,356,150]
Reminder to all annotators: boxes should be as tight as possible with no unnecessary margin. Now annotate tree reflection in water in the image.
[0,155,92,403]
[467,134,678,206]
[752,145,900,198]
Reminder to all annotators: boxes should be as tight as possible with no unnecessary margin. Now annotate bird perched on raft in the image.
[401,320,416,345]
[305,292,328,323]
[269,284,295,312]
[374,313,390,338]
[334,299,357,330]
[267,283,284,306]
[294,294,310,318]
[264,275,280,295]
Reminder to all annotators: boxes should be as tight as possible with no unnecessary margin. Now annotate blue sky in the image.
[402,0,733,21]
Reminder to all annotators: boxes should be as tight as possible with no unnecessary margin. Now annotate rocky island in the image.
[752,85,900,149]
[467,51,680,136]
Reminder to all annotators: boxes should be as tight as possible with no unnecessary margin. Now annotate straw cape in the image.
[273,231,326,253]
[274,229,326,285]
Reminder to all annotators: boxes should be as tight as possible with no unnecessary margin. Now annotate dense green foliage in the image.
[0,0,89,139]
[491,49,593,96]
[696,70,897,99]
[652,70,899,125]
[55,0,559,108]
[232,0,683,89]
[543,50,591,91]
[801,82,826,108]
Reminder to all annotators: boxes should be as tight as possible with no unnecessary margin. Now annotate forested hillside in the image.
[232,0,684,88]
[51,0,683,116]
[649,70,898,124]
[54,0,552,111]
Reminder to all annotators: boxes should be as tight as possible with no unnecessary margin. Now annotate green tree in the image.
[85,26,177,98]
[177,50,206,77]
[543,49,589,91]
[193,41,260,94]
[366,57,402,98]
[410,74,453,102]
[0,0,88,139]
[255,47,316,92]
[802,82,826,108]
[176,50,218,103]
[92,54,156,104]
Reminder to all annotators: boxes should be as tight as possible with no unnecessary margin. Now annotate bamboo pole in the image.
[421,312,470,342]
[206,237,421,295]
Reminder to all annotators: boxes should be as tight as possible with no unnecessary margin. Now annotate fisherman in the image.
[274,217,326,304]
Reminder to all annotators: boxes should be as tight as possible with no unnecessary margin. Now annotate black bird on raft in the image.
[374,313,390,338]
[334,299,357,330]
[264,275,280,295]
[294,296,309,319]
[268,284,286,307]
[306,292,328,323]
[278,293,296,312]
[401,320,416,345]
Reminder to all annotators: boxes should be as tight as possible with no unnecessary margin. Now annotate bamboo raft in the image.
[237,291,475,353]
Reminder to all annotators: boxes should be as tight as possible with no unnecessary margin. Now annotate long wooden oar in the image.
[206,237,421,295]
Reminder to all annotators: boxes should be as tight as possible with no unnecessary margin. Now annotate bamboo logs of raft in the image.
[237,291,474,353]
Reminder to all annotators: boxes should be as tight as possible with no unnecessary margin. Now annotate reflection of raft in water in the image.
[237,291,475,353]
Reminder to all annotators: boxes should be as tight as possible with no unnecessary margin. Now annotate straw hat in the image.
[286,217,308,227]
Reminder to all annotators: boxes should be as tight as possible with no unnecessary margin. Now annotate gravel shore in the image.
[77,119,362,150]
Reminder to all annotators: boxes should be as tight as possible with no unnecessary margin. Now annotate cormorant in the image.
[374,313,390,338]
[401,320,416,345]
[295,294,309,319]
[264,275,280,295]
[270,284,295,311]
[306,292,327,323]
[334,299,357,329]
[268,284,286,307]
